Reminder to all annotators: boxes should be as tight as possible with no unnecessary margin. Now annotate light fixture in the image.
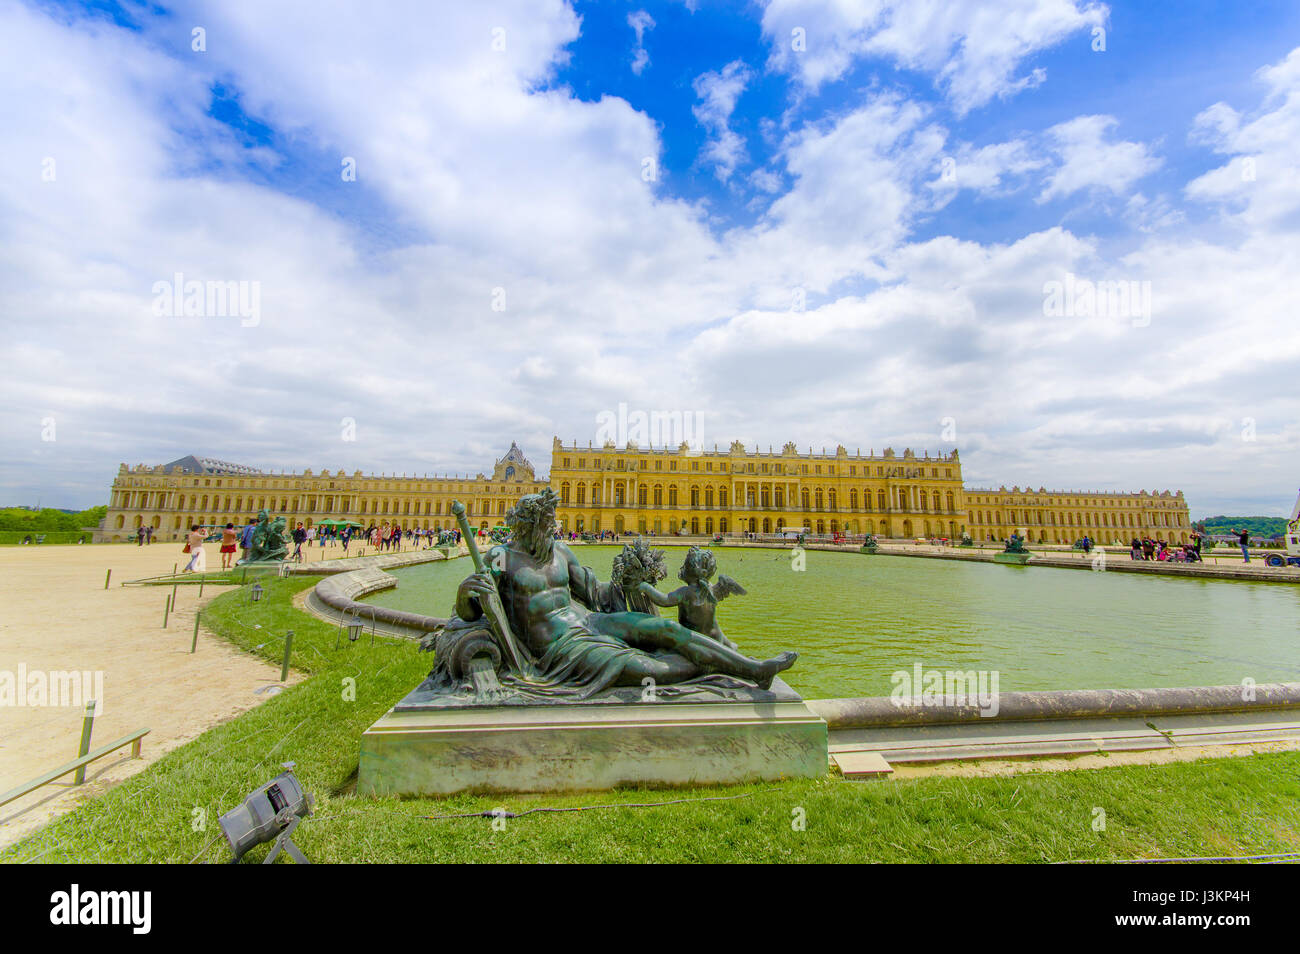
[347,612,364,644]
[218,766,313,864]
[249,582,263,603]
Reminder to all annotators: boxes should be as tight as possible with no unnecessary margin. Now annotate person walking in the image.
[292,522,306,562]
[182,525,206,573]
[219,522,238,570]
[136,524,146,546]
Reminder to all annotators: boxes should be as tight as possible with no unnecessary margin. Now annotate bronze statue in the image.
[637,546,746,650]
[240,509,288,563]
[421,490,796,700]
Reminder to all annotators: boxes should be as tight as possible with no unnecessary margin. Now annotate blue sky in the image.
[2,0,1298,517]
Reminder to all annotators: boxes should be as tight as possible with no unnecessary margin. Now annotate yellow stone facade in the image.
[965,486,1192,545]
[549,438,967,538]
[98,444,546,542]
[98,439,1193,546]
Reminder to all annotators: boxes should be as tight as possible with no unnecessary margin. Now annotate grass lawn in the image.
[4,575,1300,863]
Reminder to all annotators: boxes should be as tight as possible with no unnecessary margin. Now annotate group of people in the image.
[134,524,154,545]
[356,524,461,551]
[1130,532,1203,563]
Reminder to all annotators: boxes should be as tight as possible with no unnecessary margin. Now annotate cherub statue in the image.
[638,546,746,650]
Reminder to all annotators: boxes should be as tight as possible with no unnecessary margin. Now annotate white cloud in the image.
[0,3,1296,519]
[1037,115,1160,202]
[1186,47,1300,229]
[761,0,1107,113]
[692,60,753,181]
[927,138,1047,197]
[628,10,655,75]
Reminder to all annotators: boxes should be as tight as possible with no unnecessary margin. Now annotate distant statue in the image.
[637,546,746,650]
[1004,533,1029,554]
[242,509,288,563]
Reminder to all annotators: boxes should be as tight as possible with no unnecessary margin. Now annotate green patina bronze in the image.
[238,509,288,564]
[638,546,747,650]
[860,533,879,554]
[994,532,1033,565]
[418,490,798,702]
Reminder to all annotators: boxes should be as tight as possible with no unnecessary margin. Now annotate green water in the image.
[362,546,1300,698]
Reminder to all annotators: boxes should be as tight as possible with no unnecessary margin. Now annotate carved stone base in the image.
[358,678,828,795]
[993,551,1032,565]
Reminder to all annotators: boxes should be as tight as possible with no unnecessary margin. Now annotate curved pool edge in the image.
[808,682,1300,728]
[303,550,464,637]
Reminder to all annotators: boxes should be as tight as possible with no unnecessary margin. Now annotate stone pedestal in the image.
[358,678,828,795]
[993,551,1032,565]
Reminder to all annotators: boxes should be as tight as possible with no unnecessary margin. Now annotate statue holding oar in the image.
[420,489,797,700]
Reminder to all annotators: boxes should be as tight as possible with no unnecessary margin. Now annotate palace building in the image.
[98,439,1193,545]
[548,438,1192,544]
[97,444,547,542]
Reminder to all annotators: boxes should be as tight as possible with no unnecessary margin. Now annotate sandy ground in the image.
[0,542,300,850]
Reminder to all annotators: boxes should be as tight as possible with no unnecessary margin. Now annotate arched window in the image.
[801,489,810,509]
[719,488,728,507]
[669,487,678,506]
[705,487,714,507]
[877,490,886,510]
[850,489,858,509]
[690,486,699,507]
[560,483,570,504]
[653,485,662,506]
[577,485,586,505]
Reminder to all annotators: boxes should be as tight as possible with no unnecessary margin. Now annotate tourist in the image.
[1130,537,1142,560]
[239,518,256,563]
[341,526,351,554]
[306,524,316,548]
[292,522,306,561]
[136,524,145,546]
[219,522,238,570]
[1232,527,1250,562]
[145,525,154,545]
[182,524,206,573]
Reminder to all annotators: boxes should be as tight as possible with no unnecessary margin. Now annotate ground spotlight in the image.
[219,766,313,864]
